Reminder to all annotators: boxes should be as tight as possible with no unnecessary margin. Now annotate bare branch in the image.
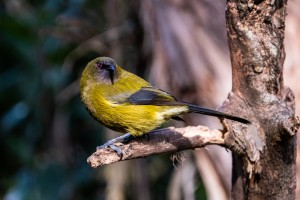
[87,126,225,167]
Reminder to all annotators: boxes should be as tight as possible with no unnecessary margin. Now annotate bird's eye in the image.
[96,62,111,69]
[96,62,103,68]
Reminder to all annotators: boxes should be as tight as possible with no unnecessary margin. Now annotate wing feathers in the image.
[126,87,185,106]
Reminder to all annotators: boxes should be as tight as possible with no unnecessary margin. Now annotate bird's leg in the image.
[97,133,132,159]
[122,134,134,143]
[97,133,132,149]
[123,133,149,142]
[144,133,150,141]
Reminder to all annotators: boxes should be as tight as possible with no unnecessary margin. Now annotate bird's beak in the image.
[107,65,116,84]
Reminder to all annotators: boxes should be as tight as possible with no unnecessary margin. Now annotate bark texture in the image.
[87,126,225,167]
[224,0,299,199]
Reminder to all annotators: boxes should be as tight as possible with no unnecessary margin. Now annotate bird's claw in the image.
[96,143,123,160]
[96,133,133,160]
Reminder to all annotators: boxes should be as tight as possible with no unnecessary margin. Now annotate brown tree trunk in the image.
[225,0,298,199]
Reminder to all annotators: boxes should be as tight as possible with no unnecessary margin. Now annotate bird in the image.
[80,57,250,155]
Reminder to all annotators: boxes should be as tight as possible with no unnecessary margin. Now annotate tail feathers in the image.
[188,104,251,124]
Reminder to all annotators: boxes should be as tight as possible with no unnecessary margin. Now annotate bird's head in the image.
[84,57,120,85]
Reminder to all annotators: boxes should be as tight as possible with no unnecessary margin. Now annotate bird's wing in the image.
[125,86,186,106]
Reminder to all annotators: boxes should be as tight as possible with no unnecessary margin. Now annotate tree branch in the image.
[87,126,225,167]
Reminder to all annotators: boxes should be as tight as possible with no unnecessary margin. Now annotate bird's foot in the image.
[96,133,132,159]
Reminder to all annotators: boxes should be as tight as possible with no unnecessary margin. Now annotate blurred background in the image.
[1,0,299,200]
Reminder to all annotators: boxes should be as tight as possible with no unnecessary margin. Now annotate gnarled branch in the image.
[87,126,226,167]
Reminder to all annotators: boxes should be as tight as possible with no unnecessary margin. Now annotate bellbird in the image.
[80,57,250,151]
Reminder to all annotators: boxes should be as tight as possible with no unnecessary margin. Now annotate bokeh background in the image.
[1,0,300,200]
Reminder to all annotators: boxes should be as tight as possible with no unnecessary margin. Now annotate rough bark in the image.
[224,0,299,199]
[87,126,225,167]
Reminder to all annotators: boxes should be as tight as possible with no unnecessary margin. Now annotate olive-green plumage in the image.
[80,57,250,137]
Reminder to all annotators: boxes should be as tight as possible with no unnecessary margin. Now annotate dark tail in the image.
[188,104,251,124]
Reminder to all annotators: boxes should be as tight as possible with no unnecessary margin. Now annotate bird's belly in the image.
[96,103,187,136]
[101,105,160,136]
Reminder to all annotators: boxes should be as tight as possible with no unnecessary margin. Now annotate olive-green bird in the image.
[80,57,250,152]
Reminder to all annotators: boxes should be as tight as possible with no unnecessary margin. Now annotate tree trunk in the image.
[225,0,298,199]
